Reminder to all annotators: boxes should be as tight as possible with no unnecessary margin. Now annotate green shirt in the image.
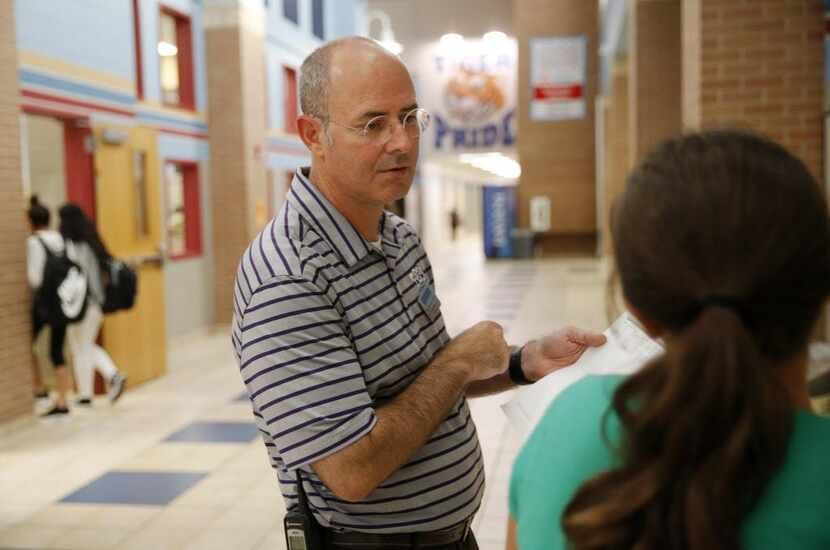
[509,375,830,549]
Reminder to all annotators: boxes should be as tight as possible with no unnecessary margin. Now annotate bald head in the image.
[299,36,409,122]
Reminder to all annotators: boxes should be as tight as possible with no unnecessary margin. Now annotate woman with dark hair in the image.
[26,195,72,416]
[508,130,830,549]
[59,204,126,405]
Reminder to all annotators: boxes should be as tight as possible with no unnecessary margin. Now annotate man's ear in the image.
[298,115,328,156]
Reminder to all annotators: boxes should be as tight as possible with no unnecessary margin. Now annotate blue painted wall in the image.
[16,0,209,114]
[16,0,134,82]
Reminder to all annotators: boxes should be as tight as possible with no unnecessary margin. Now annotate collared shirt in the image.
[231,168,484,533]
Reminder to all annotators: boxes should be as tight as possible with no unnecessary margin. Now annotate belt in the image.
[325,520,471,549]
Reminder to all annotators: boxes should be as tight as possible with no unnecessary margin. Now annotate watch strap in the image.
[509,345,532,385]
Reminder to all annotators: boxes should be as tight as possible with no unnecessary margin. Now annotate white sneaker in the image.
[108,373,127,404]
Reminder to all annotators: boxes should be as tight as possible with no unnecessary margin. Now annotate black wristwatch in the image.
[509,345,533,385]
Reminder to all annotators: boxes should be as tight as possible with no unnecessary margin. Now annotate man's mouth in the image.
[380,166,409,173]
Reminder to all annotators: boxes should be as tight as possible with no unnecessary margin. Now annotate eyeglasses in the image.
[328,108,431,144]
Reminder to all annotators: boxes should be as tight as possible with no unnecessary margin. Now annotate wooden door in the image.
[94,126,166,386]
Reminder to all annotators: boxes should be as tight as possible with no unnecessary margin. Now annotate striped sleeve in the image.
[239,275,377,471]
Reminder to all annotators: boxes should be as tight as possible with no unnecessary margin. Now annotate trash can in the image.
[511,229,535,259]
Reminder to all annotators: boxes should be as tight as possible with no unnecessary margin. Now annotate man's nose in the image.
[385,121,413,154]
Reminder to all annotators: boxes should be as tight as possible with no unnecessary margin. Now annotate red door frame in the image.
[23,107,96,220]
[64,121,96,220]
[159,4,195,111]
[164,159,202,259]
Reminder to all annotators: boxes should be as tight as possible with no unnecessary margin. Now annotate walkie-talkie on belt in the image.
[284,470,323,550]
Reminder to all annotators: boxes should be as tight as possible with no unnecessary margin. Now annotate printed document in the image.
[502,313,663,439]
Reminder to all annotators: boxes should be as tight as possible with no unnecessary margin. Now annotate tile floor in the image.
[0,239,611,550]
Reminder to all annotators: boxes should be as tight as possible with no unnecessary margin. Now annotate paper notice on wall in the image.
[501,313,663,439]
[529,196,551,232]
[529,35,587,122]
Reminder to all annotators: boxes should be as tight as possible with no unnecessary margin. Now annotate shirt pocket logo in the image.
[409,266,426,287]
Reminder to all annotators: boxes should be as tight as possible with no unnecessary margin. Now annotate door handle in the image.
[124,252,164,268]
[141,254,164,268]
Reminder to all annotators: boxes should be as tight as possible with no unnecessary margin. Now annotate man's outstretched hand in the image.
[521,327,607,382]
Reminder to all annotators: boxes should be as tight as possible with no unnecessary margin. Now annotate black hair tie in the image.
[692,295,751,326]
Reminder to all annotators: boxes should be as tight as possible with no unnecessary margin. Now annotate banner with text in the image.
[414,37,518,155]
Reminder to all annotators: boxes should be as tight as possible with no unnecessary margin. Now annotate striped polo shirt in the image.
[231,168,484,533]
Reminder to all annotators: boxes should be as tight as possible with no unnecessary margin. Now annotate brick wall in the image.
[683,0,824,180]
[629,0,683,168]
[683,0,826,339]
[205,4,267,324]
[0,2,34,425]
[514,0,599,254]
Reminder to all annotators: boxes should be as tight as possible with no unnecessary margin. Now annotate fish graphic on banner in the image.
[415,37,518,154]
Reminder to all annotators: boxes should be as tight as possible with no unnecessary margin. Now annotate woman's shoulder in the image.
[514,374,624,485]
[535,374,624,436]
[30,230,65,252]
[510,375,626,548]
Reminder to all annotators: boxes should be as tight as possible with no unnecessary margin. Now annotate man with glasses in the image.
[232,37,605,549]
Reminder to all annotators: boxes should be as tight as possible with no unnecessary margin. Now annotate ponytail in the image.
[27,195,50,228]
[562,304,794,550]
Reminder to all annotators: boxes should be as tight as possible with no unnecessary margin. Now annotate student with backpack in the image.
[58,204,127,405]
[26,196,76,417]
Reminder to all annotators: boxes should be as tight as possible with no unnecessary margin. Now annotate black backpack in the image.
[102,259,138,313]
[35,237,89,324]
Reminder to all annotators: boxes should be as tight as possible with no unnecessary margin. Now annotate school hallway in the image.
[0,240,611,550]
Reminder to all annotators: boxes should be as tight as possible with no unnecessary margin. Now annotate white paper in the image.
[501,313,663,439]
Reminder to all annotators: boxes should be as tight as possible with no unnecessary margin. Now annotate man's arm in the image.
[311,321,509,501]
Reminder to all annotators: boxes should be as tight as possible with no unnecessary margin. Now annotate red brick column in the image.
[683,1,825,337]
[204,4,268,324]
[0,1,34,425]
[683,0,823,180]
[629,0,683,168]
[514,0,599,254]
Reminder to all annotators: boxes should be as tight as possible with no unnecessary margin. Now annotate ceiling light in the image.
[459,153,521,180]
[483,31,507,43]
[440,33,465,49]
[157,41,178,57]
